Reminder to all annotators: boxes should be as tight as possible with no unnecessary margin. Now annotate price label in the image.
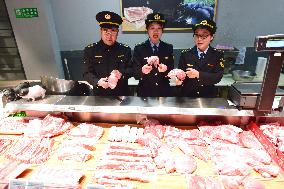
[9,179,26,189]
[86,184,105,189]
[26,181,44,189]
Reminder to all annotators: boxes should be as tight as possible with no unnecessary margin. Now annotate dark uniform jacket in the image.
[178,46,224,97]
[132,40,174,97]
[83,40,132,96]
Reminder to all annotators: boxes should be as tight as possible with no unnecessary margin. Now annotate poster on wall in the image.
[121,0,218,31]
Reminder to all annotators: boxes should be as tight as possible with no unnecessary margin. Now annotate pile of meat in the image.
[260,123,284,153]
[108,125,144,143]
[24,114,72,137]
[4,137,55,164]
[29,167,84,188]
[57,123,104,162]
[0,117,28,134]
[0,160,29,184]
[93,143,156,188]
[0,138,14,154]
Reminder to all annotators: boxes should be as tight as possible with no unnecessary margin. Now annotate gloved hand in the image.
[142,64,153,75]
[97,77,109,89]
[158,64,167,72]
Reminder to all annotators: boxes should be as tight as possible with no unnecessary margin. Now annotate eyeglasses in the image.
[101,28,119,35]
[193,34,210,40]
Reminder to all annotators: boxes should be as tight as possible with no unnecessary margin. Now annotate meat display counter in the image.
[3,95,256,126]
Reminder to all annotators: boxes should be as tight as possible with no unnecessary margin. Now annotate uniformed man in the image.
[132,12,174,97]
[178,19,224,97]
[83,11,132,96]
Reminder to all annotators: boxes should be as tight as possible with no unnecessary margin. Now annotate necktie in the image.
[200,52,205,65]
[153,45,158,55]
[200,52,205,60]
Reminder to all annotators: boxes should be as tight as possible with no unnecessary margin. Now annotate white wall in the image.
[5,0,64,79]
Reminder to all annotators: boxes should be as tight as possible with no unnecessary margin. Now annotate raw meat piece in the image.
[97,160,155,172]
[164,126,182,139]
[68,123,104,139]
[253,165,280,178]
[221,176,244,189]
[187,175,223,189]
[143,124,166,139]
[102,155,153,164]
[182,129,201,140]
[0,117,28,133]
[95,177,135,189]
[164,154,176,174]
[57,146,93,162]
[94,170,150,183]
[106,146,152,157]
[242,178,265,189]
[174,154,197,174]
[167,69,186,80]
[240,131,263,149]
[137,133,162,157]
[178,142,210,162]
[153,145,173,169]
[199,125,243,144]
[29,167,83,188]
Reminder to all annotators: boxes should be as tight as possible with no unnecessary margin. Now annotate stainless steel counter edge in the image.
[4,95,255,116]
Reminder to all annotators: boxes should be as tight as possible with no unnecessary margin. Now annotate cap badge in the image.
[198,20,213,28]
[105,14,111,19]
[154,14,160,20]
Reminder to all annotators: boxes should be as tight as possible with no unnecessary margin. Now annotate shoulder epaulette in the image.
[181,49,190,53]
[135,41,146,46]
[87,43,96,48]
[119,43,129,48]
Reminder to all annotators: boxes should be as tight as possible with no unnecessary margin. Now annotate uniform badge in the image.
[105,14,111,19]
[154,14,160,20]
[220,62,224,68]
[187,64,193,67]
[95,55,102,58]
[117,55,124,58]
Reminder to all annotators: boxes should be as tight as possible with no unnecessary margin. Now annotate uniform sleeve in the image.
[82,47,99,87]
[199,52,224,85]
[131,46,144,80]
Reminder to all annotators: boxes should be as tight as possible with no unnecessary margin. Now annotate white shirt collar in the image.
[197,47,209,58]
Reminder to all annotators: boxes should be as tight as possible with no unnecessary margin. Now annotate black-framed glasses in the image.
[193,33,210,40]
[101,28,119,35]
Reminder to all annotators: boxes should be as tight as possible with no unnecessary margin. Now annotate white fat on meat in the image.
[128,127,138,143]
[108,126,118,142]
[57,146,93,162]
[253,165,280,178]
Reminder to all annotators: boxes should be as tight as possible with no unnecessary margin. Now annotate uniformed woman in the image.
[178,19,224,97]
[132,13,174,97]
[83,11,132,96]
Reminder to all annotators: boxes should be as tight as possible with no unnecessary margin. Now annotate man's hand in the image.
[142,64,153,74]
[186,68,199,78]
[97,77,109,89]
